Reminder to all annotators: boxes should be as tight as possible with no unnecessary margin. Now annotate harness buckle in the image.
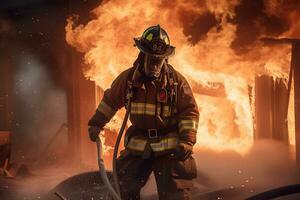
[148,129,158,138]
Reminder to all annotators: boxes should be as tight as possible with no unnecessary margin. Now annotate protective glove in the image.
[88,126,102,142]
[176,141,193,161]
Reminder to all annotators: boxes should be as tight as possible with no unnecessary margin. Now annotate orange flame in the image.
[66,0,296,153]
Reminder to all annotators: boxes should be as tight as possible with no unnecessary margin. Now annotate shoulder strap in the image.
[125,66,135,110]
[166,64,178,115]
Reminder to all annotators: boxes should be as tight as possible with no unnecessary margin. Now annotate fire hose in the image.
[96,137,121,200]
[96,84,133,200]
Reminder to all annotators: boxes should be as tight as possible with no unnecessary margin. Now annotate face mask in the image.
[143,54,165,78]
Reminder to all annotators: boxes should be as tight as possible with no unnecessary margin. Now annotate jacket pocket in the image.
[124,126,135,147]
[171,156,197,179]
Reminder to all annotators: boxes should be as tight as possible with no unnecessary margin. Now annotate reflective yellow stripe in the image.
[150,137,178,152]
[126,138,147,151]
[178,119,198,133]
[131,102,156,116]
[162,106,171,117]
[126,136,178,152]
[130,103,171,117]
[97,101,116,119]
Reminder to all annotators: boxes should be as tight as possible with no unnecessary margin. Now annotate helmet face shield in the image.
[144,54,165,78]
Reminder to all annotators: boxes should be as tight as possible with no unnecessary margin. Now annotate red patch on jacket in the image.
[157,88,168,103]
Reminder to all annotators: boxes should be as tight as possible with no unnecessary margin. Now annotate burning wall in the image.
[65,0,300,153]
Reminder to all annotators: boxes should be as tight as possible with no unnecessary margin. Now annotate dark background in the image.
[0,0,101,163]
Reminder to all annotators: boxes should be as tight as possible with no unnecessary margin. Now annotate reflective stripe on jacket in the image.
[126,133,179,152]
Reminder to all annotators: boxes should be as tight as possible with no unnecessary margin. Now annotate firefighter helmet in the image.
[134,25,175,58]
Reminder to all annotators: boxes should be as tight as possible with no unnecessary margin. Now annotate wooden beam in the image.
[292,42,300,164]
[260,37,300,163]
[272,78,289,143]
[254,75,289,142]
[190,81,226,98]
[261,37,300,45]
[254,75,274,140]
[66,49,98,166]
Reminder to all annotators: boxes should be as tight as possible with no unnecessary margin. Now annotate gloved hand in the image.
[176,141,193,161]
[88,126,102,142]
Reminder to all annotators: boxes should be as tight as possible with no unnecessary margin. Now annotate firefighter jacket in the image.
[88,61,199,154]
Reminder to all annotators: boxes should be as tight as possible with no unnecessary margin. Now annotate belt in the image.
[125,126,179,152]
[148,129,158,139]
[132,126,178,138]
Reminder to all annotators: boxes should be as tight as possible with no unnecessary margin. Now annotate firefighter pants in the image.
[116,150,197,200]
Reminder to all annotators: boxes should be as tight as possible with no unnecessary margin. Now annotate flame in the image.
[66,0,297,153]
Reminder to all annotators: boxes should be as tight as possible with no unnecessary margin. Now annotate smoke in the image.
[229,0,299,54]
[159,0,300,53]
[141,140,297,198]
[160,0,300,53]
[181,11,219,45]
[12,53,68,162]
[194,140,296,189]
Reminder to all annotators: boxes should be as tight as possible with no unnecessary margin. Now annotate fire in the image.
[66,0,297,153]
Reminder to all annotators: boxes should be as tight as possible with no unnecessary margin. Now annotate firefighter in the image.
[88,25,199,200]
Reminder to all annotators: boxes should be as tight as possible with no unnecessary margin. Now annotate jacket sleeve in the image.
[88,69,129,128]
[176,73,199,145]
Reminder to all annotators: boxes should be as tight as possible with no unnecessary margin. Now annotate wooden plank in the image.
[292,42,300,164]
[255,75,274,140]
[66,49,98,166]
[261,37,300,45]
[272,78,289,143]
[255,75,290,143]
